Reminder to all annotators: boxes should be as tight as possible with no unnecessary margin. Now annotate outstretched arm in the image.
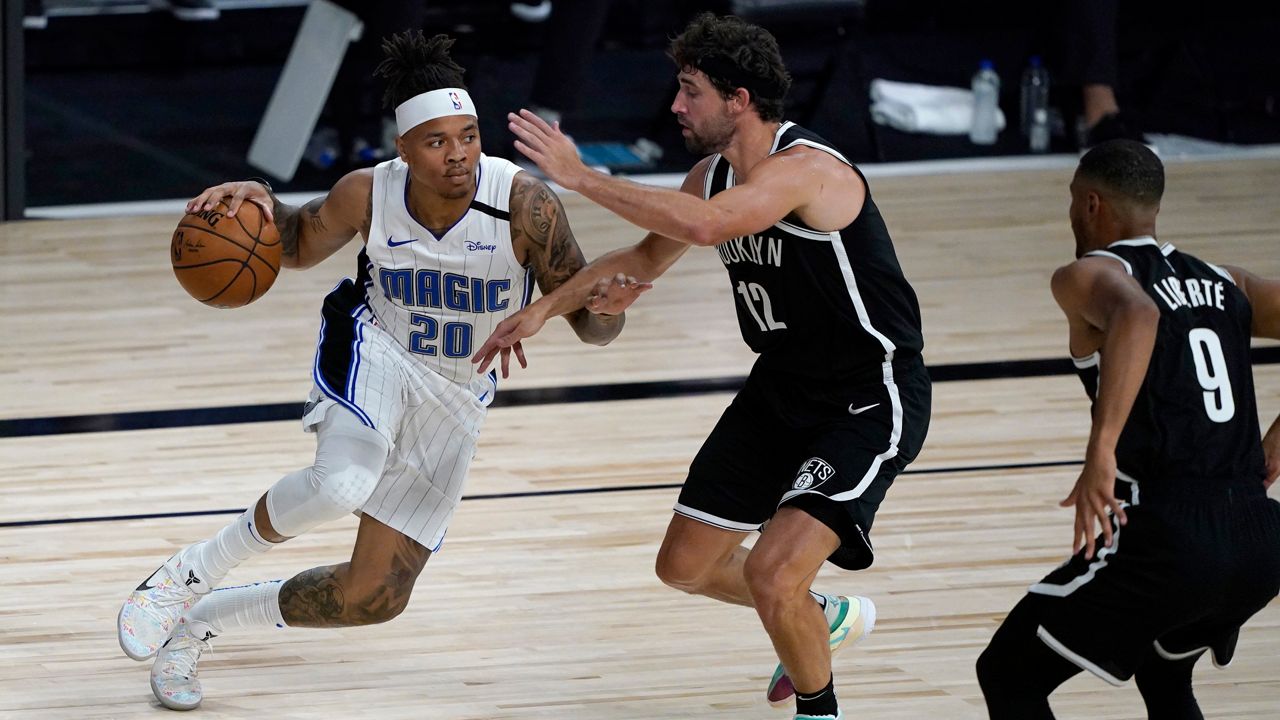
[509,172,628,347]
[471,170,703,376]
[186,171,371,270]
[1224,264,1280,487]
[508,109,845,246]
[1051,256,1160,558]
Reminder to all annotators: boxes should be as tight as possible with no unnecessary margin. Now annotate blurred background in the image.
[6,0,1280,214]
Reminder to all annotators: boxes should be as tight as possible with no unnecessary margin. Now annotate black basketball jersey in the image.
[703,122,924,382]
[1073,238,1266,492]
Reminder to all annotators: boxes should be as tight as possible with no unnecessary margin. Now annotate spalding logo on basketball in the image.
[171,198,282,308]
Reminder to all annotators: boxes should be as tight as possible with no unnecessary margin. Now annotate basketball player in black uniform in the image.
[977,140,1280,719]
[473,14,931,720]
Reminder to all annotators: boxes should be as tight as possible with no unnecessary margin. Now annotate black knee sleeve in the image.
[1135,650,1204,720]
[978,596,1081,720]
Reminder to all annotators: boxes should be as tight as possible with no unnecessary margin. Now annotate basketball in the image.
[170,198,281,308]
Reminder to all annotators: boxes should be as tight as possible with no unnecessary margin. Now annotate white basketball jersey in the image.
[363,154,533,385]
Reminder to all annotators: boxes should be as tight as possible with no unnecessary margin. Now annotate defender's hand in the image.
[508,109,590,191]
[1060,452,1128,560]
[586,273,653,316]
[186,180,275,223]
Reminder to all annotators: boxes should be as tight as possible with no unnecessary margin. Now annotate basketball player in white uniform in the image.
[115,31,629,710]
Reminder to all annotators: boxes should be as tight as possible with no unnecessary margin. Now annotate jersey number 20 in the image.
[1188,328,1235,423]
[409,313,473,358]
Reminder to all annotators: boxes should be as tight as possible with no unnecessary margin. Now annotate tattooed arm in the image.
[472,169,696,375]
[185,170,372,270]
[509,172,624,346]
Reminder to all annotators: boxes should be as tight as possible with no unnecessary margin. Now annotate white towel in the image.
[869,78,1007,136]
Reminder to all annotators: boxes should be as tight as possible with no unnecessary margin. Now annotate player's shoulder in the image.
[681,155,717,193]
[333,166,376,198]
[507,169,560,218]
[1051,254,1137,297]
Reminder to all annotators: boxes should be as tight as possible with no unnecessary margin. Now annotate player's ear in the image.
[395,135,407,163]
[1087,191,1102,217]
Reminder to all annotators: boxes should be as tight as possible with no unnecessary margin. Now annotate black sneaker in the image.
[1084,111,1145,150]
[167,0,220,22]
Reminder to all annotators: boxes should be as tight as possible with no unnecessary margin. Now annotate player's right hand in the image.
[472,306,549,378]
[1060,451,1127,560]
[586,273,653,316]
[186,180,275,224]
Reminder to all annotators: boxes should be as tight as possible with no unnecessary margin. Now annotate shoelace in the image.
[138,578,195,625]
[162,632,211,680]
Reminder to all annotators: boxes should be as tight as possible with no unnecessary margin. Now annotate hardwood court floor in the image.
[1,157,1278,718]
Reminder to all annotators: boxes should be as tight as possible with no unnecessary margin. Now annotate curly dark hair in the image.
[1077,139,1165,207]
[668,13,791,122]
[374,30,467,110]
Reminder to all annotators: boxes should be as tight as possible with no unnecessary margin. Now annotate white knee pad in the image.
[266,409,390,538]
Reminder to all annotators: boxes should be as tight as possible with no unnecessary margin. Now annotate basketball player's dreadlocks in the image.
[375,30,467,110]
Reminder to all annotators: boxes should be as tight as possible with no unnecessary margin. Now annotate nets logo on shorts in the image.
[793,457,836,491]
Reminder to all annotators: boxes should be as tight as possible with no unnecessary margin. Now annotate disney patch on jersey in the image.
[793,457,836,491]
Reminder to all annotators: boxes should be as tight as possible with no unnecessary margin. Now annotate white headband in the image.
[394,88,477,135]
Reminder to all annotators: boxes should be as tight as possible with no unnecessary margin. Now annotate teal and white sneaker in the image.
[767,595,876,707]
[151,618,215,711]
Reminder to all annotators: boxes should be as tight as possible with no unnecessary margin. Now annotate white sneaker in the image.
[151,618,215,711]
[767,596,876,707]
[118,548,208,660]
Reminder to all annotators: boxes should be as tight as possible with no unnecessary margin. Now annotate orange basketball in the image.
[170,198,281,308]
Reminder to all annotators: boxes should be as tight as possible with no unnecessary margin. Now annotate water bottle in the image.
[302,126,339,170]
[1021,56,1051,152]
[1029,108,1050,153]
[969,59,1000,145]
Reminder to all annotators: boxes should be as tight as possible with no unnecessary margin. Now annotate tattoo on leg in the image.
[279,534,429,628]
[279,567,346,627]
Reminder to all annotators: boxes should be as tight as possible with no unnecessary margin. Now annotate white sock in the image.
[184,510,275,590]
[185,579,286,636]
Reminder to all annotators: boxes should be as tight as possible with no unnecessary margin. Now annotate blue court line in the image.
[0,460,1082,529]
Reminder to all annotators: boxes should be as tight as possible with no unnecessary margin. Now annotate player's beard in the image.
[683,113,735,155]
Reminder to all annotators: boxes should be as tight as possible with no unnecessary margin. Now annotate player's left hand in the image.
[472,306,548,378]
[508,109,589,191]
[1060,450,1128,560]
[1262,421,1280,489]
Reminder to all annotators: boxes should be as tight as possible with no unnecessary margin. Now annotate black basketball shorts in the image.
[1024,486,1280,683]
[675,357,931,570]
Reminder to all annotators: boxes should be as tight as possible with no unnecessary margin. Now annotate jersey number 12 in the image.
[1188,328,1235,423]
[736,281,787,332]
